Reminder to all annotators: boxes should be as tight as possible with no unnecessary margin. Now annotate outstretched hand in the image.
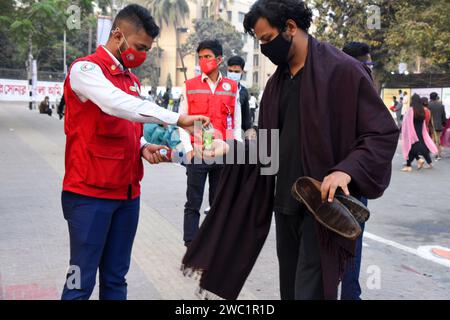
[142,144,170,164]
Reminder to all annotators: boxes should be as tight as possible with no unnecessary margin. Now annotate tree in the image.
[0,0,22,69]
[145,0,190,81]
[312,0,398,90]
[0,0,98,74]
[180,18,244,74]
[312,0,450,89]
[385,0,450,73]
[7,0,69,72]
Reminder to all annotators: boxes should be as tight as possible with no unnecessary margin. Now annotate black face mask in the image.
[260,33,293,66]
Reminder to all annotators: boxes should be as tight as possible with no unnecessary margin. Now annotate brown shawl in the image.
[182,35,399,300]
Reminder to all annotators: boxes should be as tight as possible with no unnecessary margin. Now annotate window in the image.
[238,12,245,23]
[253,54,259,67]
[253,71,259,85]
[254,38,259,50]
[201,6,209,19]
[227,11,232,22]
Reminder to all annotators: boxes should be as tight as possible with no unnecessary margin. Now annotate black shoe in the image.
[334,193,370,223]
[291,177,362,240]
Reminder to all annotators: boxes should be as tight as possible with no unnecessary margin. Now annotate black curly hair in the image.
[243,0,313,37]
[112,4,160,38]
[342,42,371,59]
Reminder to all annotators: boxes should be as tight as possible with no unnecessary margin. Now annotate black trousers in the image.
[183,163,223,245]
[275,211,324,300]
[250,108,256,124]
[407,142,432,166]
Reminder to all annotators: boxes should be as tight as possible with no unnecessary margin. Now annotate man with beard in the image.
[182,0,398,300]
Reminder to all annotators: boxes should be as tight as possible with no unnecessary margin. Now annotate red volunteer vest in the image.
[185,75,238,143]
[63,46,144,200]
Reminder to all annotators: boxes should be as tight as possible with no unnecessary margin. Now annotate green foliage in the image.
[181,18,244,61]
[0,0,99,72]
[145,0,190,29]
[312,0,449,83]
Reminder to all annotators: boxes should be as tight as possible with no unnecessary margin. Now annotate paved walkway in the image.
[0,102,449,300]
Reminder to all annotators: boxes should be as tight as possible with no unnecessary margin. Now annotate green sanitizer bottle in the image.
[203,124,214,150]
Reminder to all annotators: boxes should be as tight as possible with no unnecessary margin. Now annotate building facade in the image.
[154,0,276,93]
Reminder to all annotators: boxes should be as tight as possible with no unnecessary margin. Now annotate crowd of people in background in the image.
[399,92,447,172]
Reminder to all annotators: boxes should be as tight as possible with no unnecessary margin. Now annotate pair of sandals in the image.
[291,177,370,240]
[401,159,433,172]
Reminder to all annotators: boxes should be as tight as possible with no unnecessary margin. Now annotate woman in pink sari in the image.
[401,94,438,172]
[441,117,450,148]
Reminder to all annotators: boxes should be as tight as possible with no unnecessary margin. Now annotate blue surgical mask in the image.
[227,71,242,83]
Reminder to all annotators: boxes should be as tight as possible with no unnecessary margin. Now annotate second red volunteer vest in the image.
[63,46,144,200]
[185,75,238,143]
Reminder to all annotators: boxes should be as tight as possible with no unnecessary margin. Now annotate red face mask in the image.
[199,58,218,74]
[120,48,147,69]
[118,34,147,69]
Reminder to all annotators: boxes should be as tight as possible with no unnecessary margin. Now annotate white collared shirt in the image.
[69,46,180,148]
[178,73,242,153]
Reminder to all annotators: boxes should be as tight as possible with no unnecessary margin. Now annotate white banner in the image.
[411,88,443,100]
[442,88,450,116]
[0,79,63,102]
[97,16,113,47]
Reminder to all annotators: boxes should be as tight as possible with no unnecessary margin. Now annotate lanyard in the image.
[224,104,233,130]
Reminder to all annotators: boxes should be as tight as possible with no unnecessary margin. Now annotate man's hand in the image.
[203,139,230,159]
[178,114,210,134]
[142,144,169,164]
[186,139,230,163]
[320,171,352,203]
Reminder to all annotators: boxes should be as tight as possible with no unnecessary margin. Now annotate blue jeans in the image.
[341,197,367,300]
[61,191,140,300]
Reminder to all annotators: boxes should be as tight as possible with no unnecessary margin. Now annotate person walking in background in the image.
[145,90,155,103]
[227,55,252,133]
[428,92,447,160]
[162,87,171,109]
[249,92,258,126]
[421,97,433,135]
[390,96,398,112]
[396,97,404,128]
[401,94,438,172]
[403,91,409,109]
[389,96,402,128]
[441,117,450,148]
[57,94,66,120]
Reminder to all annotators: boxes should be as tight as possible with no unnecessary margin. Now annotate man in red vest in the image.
[178,40,243,247]
[61,4,208,300]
